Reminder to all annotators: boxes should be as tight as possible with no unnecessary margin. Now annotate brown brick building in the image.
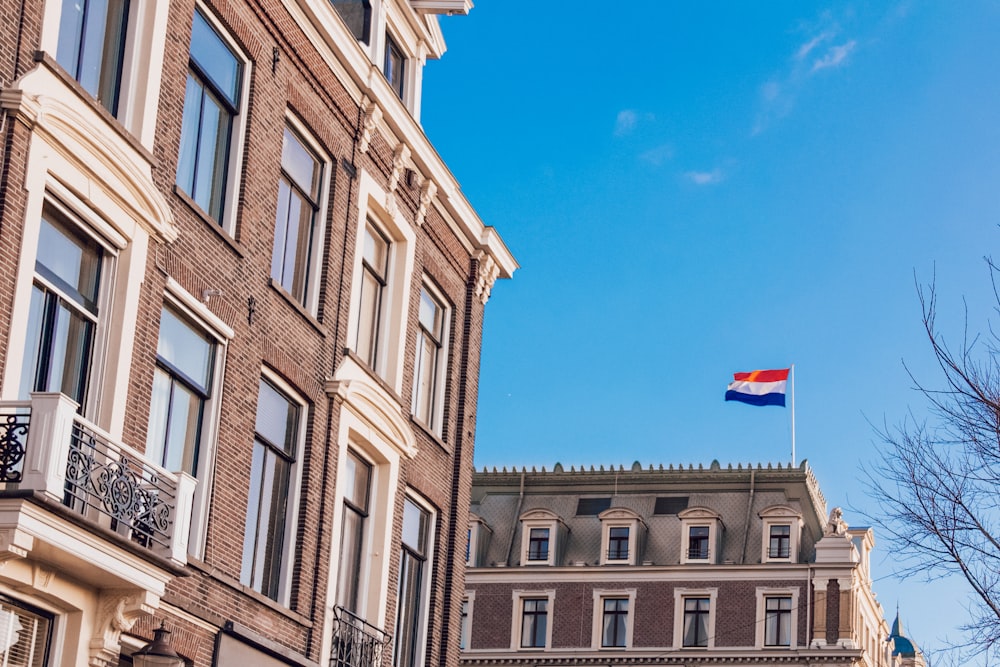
[461,462,917,667]
[0,0,515,665]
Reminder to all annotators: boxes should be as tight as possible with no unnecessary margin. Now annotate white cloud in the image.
[639,144,674,166]
[812,40,857,72]
[795,31,833,61]
[685,169,724,186]
[614,110,638,137]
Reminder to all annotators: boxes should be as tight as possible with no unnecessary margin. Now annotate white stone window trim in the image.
[590,588,636,650]
[410,277,450,436]
[395,490,436,667]
[598,507,644,566]
[673,587,718,650]
[255,367,308,608]
[320,411,403,665]
[759,505,803,564]
[467,514,491,568]
[39,0,170,146]
[274,112,333,315]
[510,589,555,651]
[678,507,723,565]
[754,586,800,649]
[460,590,475,651]
[519,509,563,567]
[183,2,253,236]
[346,169,416,394]
[161,278,232,560]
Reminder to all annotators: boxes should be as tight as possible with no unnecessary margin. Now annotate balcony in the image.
[0,393,195,572]
[331,607,391,667]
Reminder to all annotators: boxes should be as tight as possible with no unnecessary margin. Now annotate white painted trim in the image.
[590,588,636,650]
[754,586,800,649]
[410,278,450,436]
[510,589,555,651]
[673,587,718,650]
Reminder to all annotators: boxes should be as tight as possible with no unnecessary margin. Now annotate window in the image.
[682,598,710,647]
[759,506,802,563]
[0,596,53,665]
[145,306,214,474]
[55,0,129,114]
[336,449,371,614]
[459,596,472,650]
[754,587,799,648]
[331,0,372,43]
[673,588,716,650]
[687,526,709,560]
[241,377,301,601]
[177,8,244,222]
[467,515,492,568]
[654,496,688,515]
[678,507,722,564]
[519,599,547,648]
[769,525,790,559]
[413,285,447,431]
[272,126,324,307]
[527,528,548,562]
[355,222,389,368]
[395,497,432,667]
[19,211,105,409]
[575,497,611,516]
[607,527,629,561]
[764,597,792,646]
[383,33,405,100]
[601,598,628,647]
[519,509,563,566]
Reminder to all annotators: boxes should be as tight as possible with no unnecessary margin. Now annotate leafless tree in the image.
[865,261,1000,660]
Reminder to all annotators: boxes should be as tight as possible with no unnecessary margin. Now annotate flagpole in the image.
[790,364,796,465]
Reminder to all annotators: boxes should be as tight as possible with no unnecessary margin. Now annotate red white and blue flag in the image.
[725,368,789,407]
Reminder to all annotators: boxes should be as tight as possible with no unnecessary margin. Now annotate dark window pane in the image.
[575,497,611,515]
[190,10,242,104]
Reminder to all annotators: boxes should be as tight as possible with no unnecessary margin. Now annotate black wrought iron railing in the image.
[687,545,709,559]
[607,547,629,560]
[331,607,391,667]
[0,411,30,483]
[769,545,791,558]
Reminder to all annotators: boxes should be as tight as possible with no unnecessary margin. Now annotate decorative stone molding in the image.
[824,507,848,536]
[359,96,382,154]
[89,590,158,667]
[474,251,500,305]
[416,178,436,227]
[389,143,411,193]
[0,528,32,564]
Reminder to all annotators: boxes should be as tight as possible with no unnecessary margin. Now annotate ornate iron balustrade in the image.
[0,395,194,565]
[331,607,391,667]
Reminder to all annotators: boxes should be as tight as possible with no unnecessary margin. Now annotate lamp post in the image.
[132,622,184,667]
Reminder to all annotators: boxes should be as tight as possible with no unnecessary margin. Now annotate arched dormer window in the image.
[519,508,567,566]
[758,505,803,564]
[678,507,723,565]
[598,507,645,565]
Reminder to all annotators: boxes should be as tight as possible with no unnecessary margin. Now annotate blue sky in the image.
[422,2,1000,661]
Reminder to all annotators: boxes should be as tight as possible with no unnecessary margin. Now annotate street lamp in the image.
[132,622,184,667]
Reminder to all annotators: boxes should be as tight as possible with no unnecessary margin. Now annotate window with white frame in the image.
[519,509,562,566]
[412,283,448,433]
[598,508,644,565]
[336,448,372,614]
[591,589,636,649]
[395,495,434,667]
[330,0,372,43]
[678,507,723,564]
[18,207,109,411]
[459,592,474,650]
[383,32,405,100]
[0,595,53,665]
[145,305,215,475]
[55,0,129,115]
[754,587,799,648]
[177,7,246,225]
[240,376,303,602]
[355,221,390,370]
[467,514,492,568]
[46,0,169,140]
[759,506,802,564]
[511,592,554,650]
[271,124,326,309]
[673,588,717,649]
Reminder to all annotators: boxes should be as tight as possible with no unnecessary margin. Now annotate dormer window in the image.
[331,0,373,43]
[467,514,492,567]
[598,508,645,565]
[519,509,566,566]
[759,506,803,564]
[384,32,405,99]
[678,508,723,565]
